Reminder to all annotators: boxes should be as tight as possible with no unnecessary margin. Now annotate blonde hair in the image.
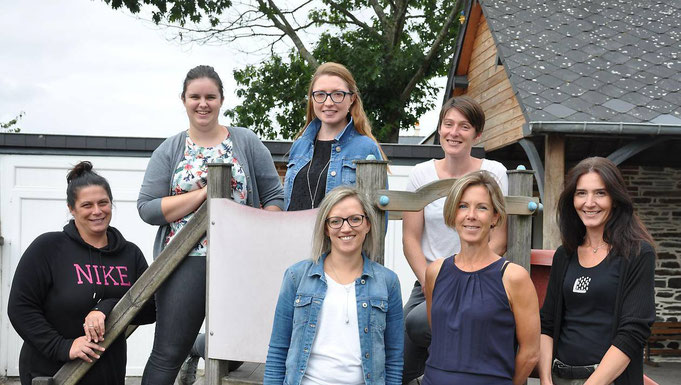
[443,170,507,229]
[311,186,380,263]
[298,62,387,161]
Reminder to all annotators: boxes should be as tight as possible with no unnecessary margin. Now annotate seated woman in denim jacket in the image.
[264,186,403,385]
[285,62,387,211]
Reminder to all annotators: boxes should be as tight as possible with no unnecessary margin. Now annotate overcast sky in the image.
[0,0,442,139]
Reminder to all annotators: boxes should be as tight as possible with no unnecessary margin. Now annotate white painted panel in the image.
[205,165,420,363]
[206,200,317,362]
[15,166,71,189]
[0,155,156,377]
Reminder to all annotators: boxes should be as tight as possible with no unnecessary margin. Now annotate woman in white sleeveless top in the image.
[401,96,509,383]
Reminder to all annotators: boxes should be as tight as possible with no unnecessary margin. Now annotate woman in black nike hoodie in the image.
[8,161,155,385]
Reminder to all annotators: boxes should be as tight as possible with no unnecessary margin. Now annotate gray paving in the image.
[2,362,679,384]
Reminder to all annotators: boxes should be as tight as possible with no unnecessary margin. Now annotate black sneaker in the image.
[179,355,199,385]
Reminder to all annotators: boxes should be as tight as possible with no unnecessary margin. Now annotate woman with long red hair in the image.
[284,62,386,211]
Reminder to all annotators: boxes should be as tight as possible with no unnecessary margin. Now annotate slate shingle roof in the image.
[480,0,681,124]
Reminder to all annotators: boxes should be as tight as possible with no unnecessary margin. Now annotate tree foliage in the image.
[1,112,23,133]
[102,0,231,25]
[103,0,465,142]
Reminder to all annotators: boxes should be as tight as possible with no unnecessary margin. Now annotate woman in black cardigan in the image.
[537,157,655,385]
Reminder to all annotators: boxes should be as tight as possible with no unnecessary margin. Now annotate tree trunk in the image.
[381,107,404,143]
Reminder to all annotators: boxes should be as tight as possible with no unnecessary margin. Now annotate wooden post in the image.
[506,169,534,272]
[355,159,389,265]
[205,161,233,385]
[543,134,564,250]
[208,161,233,201]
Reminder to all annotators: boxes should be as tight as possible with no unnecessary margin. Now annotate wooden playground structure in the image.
[34,160,539,385]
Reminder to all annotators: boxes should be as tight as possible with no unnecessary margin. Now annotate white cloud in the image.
[0,0,241,137]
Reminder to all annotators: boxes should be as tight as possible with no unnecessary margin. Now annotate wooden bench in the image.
[645,321,681,366]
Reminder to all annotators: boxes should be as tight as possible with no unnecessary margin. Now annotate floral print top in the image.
[164,130,248,256]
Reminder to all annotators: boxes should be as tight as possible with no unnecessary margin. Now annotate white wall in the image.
[0,154,417,376]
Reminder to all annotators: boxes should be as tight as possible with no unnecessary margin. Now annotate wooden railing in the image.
[34,160,538,385]
[354,160,539,271]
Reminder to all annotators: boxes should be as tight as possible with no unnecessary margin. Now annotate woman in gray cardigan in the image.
[137,65,284,385]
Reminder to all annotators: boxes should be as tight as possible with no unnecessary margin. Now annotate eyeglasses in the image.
[311,91,353,104]
[325,214,366,229]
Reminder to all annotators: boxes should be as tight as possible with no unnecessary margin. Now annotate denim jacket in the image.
[264,253,403,385]
[284,118,383,209]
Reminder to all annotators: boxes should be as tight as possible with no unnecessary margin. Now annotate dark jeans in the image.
[403,281,431,384]
[190,333,244,372]
[142,256,207,385]
[189,332,206,358]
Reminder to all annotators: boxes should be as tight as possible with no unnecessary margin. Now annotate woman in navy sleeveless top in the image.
[422,171,540,385]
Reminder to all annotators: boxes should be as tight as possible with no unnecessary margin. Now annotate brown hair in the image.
[66,161,113,209]
[438,96,485,136]
[557,156,654,257]
[298,62,387,161]
[181,65,224,101]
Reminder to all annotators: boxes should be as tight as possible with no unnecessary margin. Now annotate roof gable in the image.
[474,0,681,123]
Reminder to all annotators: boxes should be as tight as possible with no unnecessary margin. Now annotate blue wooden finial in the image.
[516,165,526,170]
[366,154,377,160]
[379,195,390,206]
[528,201,538,212]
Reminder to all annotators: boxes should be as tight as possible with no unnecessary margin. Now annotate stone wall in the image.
[621,165,681,361]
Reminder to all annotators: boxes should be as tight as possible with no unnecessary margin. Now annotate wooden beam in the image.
[452,75,469,89]
[207,161,234,200]
[506,170,535,271]
[607,137,668,165]
[543,134,565,250]
[205,162,234,385]
[374,177,539,216]
[355,159,389,265]
[455,2,483,77]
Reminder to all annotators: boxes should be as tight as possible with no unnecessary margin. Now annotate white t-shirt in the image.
[405,158,508,262]
[301,274,364,385]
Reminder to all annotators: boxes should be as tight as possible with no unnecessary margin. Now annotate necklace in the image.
[589,240,607,253]
[327,258,361,285]
[306,139,331,208]
[327,259,360,324]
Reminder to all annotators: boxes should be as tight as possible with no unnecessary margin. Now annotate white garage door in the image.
[0,154,157,377]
